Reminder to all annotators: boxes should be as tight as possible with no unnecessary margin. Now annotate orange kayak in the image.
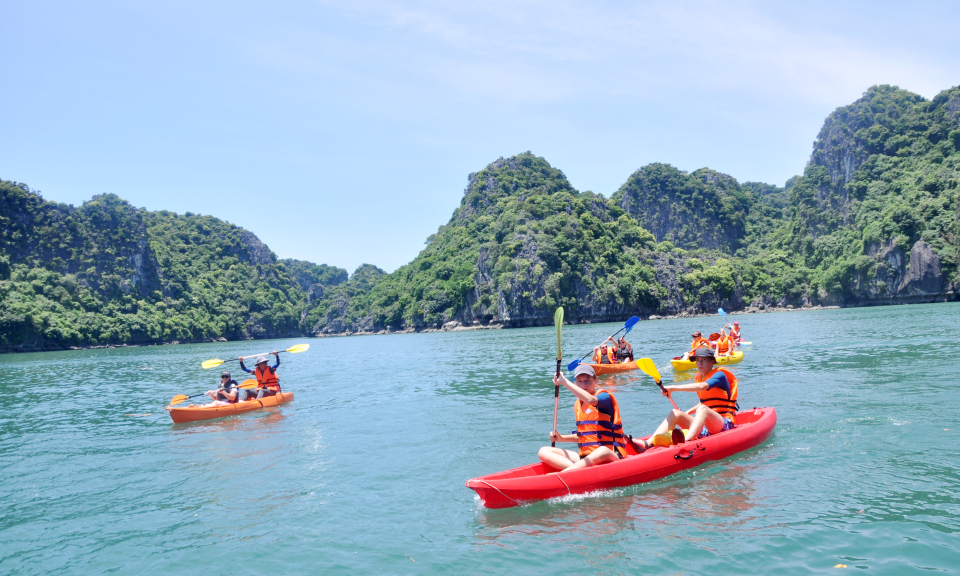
[588,360,640,376]
[165,392,294,424]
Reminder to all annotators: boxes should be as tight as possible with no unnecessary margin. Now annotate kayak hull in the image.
[671,350,744,371]
[588,360,639,376]
[165,392,294,424]
[466,407,776,509]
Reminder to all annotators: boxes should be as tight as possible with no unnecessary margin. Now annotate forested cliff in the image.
[2,84,958,350]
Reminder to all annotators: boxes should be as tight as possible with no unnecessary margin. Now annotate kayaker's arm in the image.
[553,373,599,406]
[662,382,709,394]
[549,431,578,443]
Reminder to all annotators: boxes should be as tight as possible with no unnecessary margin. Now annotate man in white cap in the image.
[537,364,630,472]
[237,351,281,401]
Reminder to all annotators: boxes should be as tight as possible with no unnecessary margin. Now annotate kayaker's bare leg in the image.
[559,447,618,473]
[684,405,727,441]
[638,409,694,448]
[538,446,581,471]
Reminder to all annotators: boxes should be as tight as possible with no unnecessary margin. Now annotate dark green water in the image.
[2,304,959,574]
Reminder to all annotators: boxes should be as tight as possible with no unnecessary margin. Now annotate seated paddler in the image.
[237,353,281,401]
[205,371,239,406]
[681,331,710,361]
[592,343,616,365]
[639,347,738,447]
[538,364,627,472]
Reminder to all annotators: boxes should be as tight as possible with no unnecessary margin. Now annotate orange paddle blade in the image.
[239,379,258,389]
[169,394,190,406]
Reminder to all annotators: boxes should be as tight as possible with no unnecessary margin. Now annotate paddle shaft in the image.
[573,325,629,364]
[657,381,681,411]
[552,359,560,447]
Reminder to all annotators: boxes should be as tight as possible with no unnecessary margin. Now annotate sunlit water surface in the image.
[2,304,959,574]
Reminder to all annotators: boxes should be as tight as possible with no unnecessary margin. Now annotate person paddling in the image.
[681,331,710,361]
[640,348,738,446]
[190,371,239,407]
[238,353,281,401]
[604,336,634,363]
[727,321,742,344]
[538,364,628,472]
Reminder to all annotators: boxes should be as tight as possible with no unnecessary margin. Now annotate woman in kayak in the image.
[639,347,738,446]
[237,353,281,401]
[726,321,742,344]
[714,329,733,358]
[538,364,628,473]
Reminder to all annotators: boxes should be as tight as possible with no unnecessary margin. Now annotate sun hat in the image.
[692,347,716,359]
[255,355,269,365]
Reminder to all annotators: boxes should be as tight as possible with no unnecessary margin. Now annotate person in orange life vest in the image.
[237,353,281,401]
[714,329,733,358]
[725,322,742,343]
[603,336,634,363]
[681,331,709,361]
[638,347,738,446]
[538,364,628,473]
[592,343,616,365]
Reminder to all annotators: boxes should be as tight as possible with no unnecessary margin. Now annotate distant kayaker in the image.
[681,331,710,361]
[605,336,633,363]
[237,353,281,401]
[193,371,238,407]
[639,348,738,447]
[538,364,628,472]
[727,321,742,343]
[592,343,616,365]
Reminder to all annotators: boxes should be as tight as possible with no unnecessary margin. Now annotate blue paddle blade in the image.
[623,316,640,336]
[567,359,581,371]
[718,308,726,317]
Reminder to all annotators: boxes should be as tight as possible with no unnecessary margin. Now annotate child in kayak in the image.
[640,347,738,446]
[714,329,733,358]
[237,353,281,401]
[603,335,634,363]
[538,364,628,472]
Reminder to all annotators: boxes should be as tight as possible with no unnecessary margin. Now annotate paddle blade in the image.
[623,316,640,335]
[709,333,721,341]
[637,358,662,383]
[718,308,726,318]
[201,359,225,369]
[238,379,258,389]
[286,343,310,354]
[554,307,564,359]
[169,395,189,406]
[567,359,581,371]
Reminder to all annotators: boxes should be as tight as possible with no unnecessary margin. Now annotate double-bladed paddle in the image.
[552,307,564,448]
[200,343,310,369]
[169,379,258,406]
[636,358,680,411]
[567,316,640,371]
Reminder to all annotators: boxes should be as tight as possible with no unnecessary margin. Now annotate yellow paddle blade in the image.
[169,394,190,406]
[286,343,310,354]
[201,359,225,369]
[238,379,258,389]
[554,307,564,360]
[637,358,662,383]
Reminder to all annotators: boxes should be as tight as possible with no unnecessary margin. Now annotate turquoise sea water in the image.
[2,304,959,574]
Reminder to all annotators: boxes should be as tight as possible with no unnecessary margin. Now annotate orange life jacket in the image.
[593,346,616,364]
[255,364,281,392]
[695,367,738,423]
[730,326,740,340]
[716,336,731,354]
[689,337,709,354]
[574,388,626,458]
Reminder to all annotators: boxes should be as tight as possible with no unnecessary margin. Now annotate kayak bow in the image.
[671,350,744,371]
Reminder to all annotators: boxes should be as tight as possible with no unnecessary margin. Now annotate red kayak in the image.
[466,407,776,509]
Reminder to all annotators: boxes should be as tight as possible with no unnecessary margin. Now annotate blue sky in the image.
[3,1,959,273]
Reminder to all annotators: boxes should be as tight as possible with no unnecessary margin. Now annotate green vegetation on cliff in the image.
[2,84,958,349]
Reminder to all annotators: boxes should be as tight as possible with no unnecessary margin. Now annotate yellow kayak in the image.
[671,351,744,371]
